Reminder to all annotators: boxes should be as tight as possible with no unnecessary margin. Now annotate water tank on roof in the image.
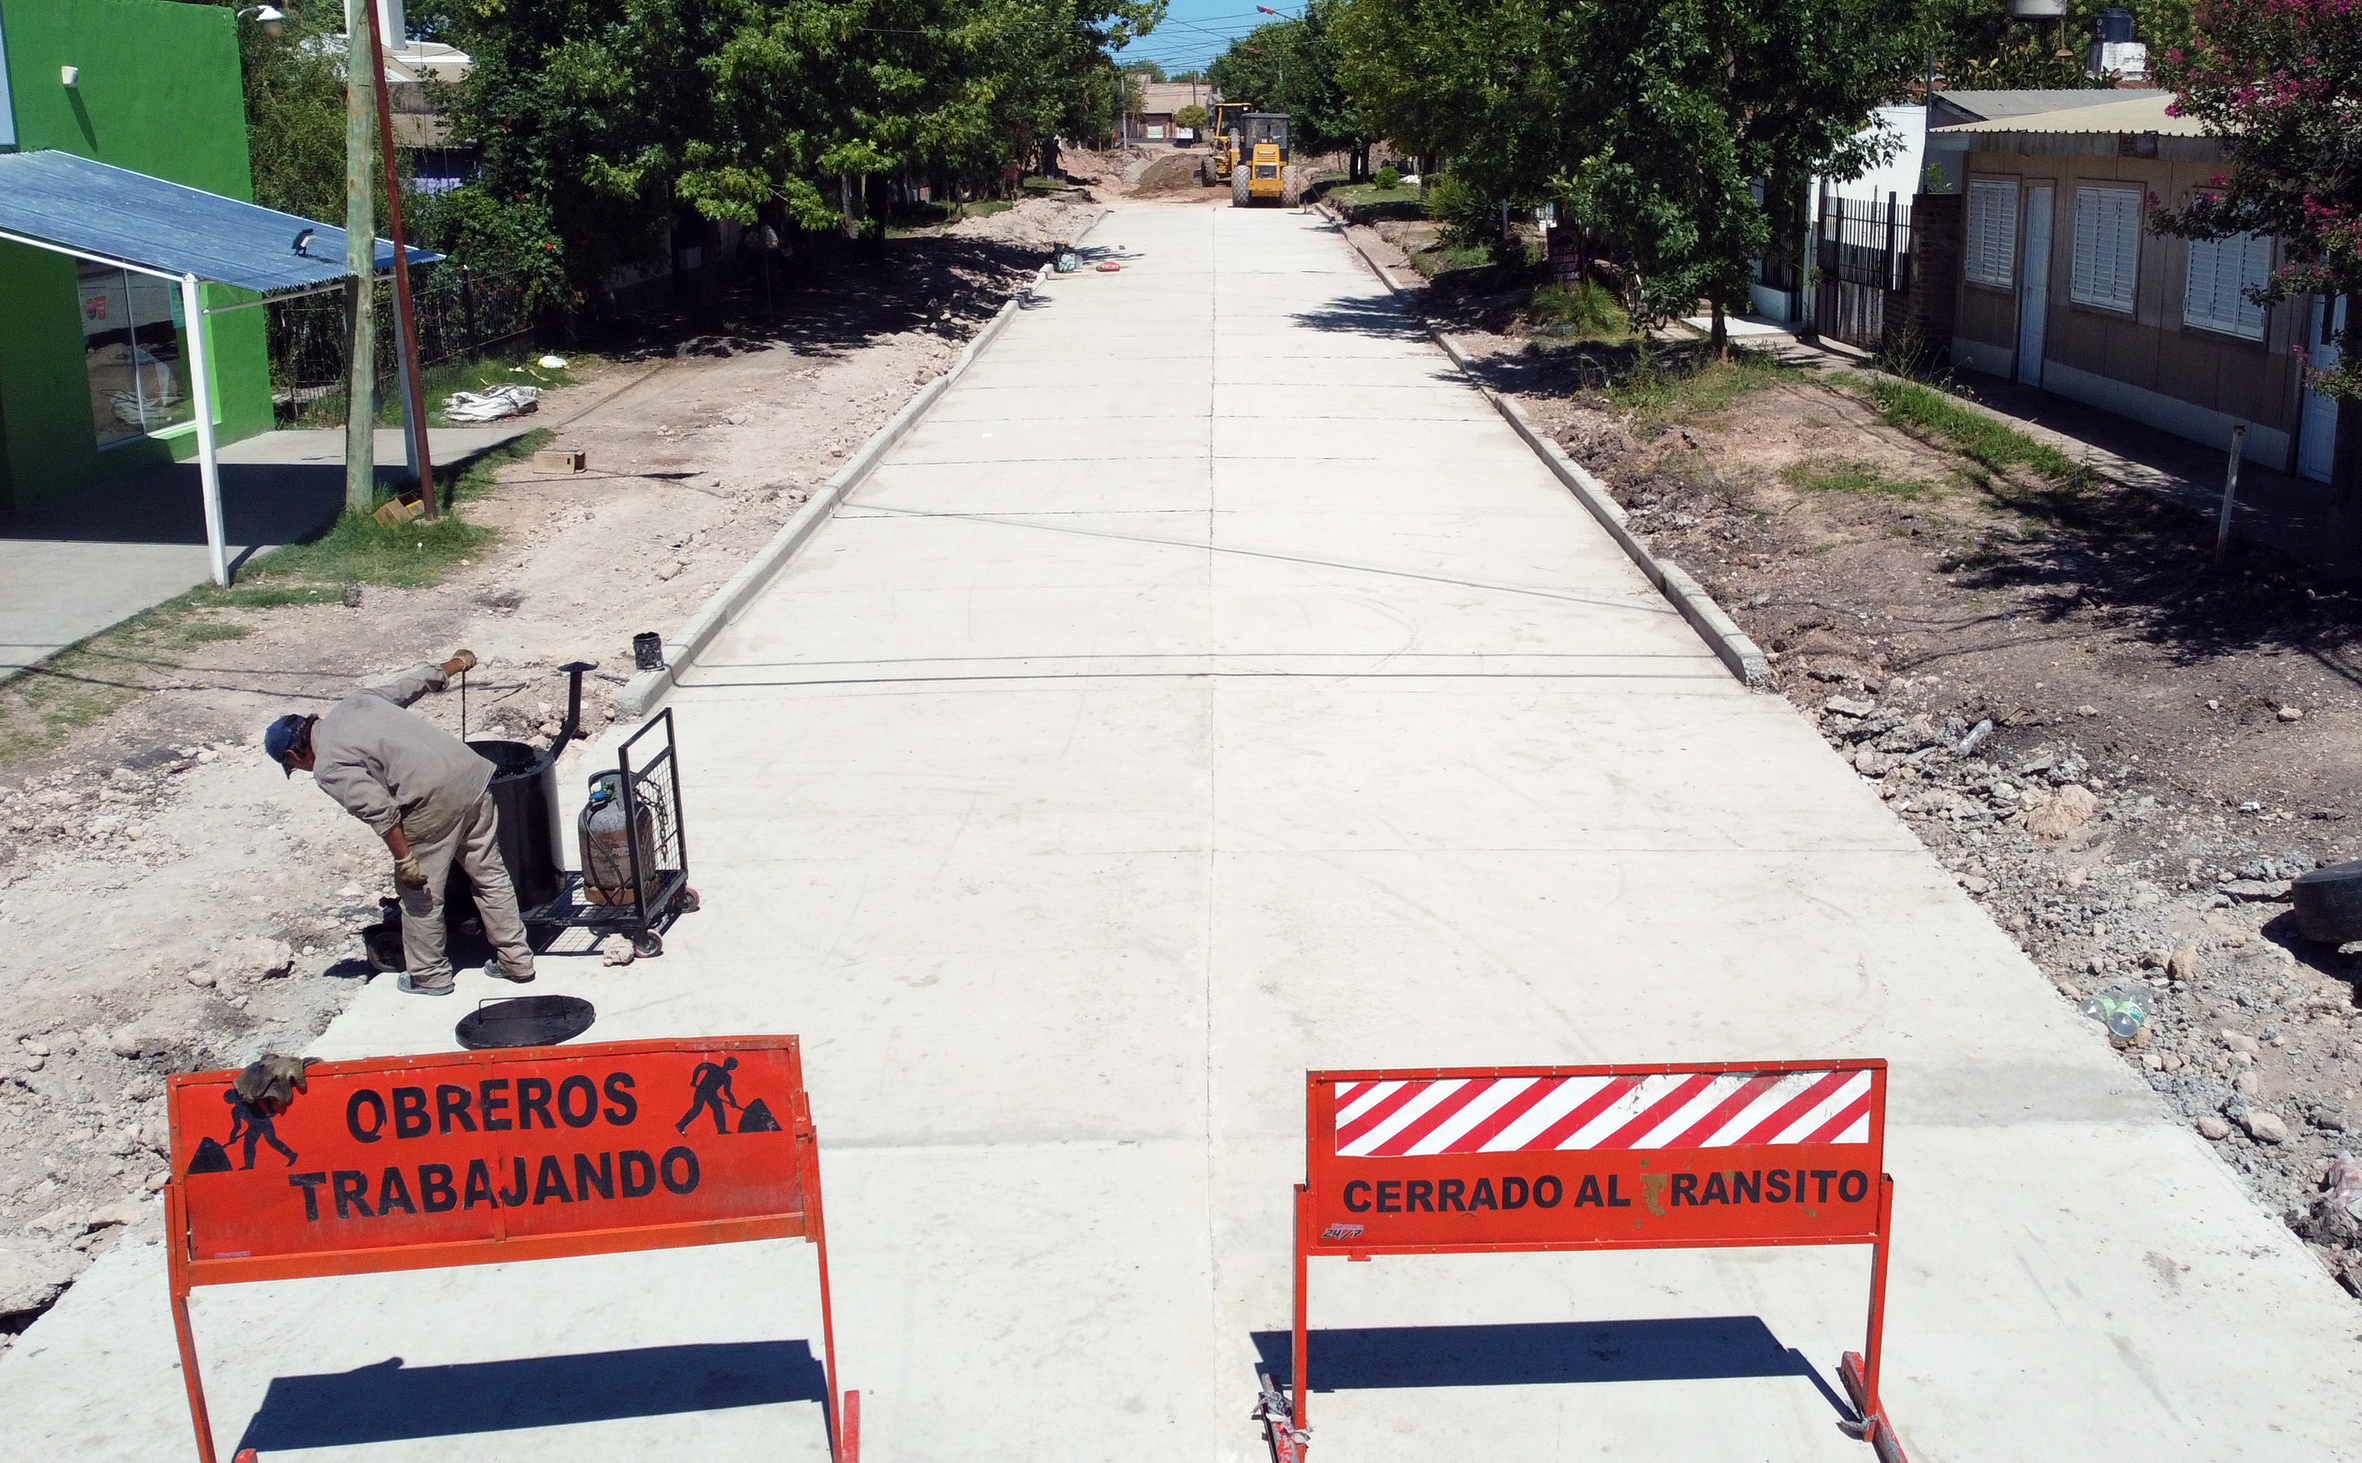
[2095,6,2135,42]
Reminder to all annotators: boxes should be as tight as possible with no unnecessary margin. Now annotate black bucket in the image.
[453,739,566,918]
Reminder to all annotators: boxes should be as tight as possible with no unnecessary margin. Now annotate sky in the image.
[1116,1,1298,78]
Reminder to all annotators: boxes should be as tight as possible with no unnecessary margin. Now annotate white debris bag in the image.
[442,383,542,422]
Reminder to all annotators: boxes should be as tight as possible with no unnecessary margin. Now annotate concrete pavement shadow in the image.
[232,1339,828,1450]
[1286,295,1431,342]
[1249,1316,1854,1419]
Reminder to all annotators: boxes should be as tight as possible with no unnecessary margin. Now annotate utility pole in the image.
[342,0,376,515]
[363,0,436,516]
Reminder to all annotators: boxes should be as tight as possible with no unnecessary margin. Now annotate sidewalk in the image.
[0,425,536,680]
[5,209,2357,1463]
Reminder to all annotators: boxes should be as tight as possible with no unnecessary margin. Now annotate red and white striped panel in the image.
[1332,1070,1874,1158]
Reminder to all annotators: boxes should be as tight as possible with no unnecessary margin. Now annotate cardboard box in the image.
[370,494,424,528]
[534,446,589,474]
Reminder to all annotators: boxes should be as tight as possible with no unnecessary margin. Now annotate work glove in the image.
[233,1055,320,1114]
[441,648,478,677]
[395,855,428,889]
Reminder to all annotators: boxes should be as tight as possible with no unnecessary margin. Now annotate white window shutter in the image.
[2073,187,2140,311]
[2183,231,2272,340]
[1967,180,2016,289]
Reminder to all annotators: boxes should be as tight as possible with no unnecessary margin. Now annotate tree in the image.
[2152,0,2362,530]
[1123,58,1168,81]
[1175,103,1209,131]
[1211,0,1373,166]
[441,0,1163,311]
[1334,0,1916,350]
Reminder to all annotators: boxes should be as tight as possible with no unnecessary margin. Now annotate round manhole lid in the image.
[455,994,597,1049]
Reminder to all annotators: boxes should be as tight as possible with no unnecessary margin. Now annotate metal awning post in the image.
[180,272,230,588]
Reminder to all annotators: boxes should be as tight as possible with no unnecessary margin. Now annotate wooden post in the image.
[363,0,437,516]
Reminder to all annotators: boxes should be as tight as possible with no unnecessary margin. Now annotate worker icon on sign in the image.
[223,1086,298,1169]
[676,1057,742,1135]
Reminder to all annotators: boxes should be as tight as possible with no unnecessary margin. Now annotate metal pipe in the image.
[181,273,230,587]
[2215,423,2246,565]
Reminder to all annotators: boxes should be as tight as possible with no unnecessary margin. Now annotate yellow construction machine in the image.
[1230,111,1295,206]
[1201,101,1251,188]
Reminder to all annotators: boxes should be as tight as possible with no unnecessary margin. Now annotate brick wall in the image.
[1901,192,1963,358]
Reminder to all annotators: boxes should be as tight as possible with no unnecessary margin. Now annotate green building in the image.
[0,0,274,512]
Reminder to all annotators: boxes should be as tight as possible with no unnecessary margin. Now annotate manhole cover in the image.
[455,994,597,1049]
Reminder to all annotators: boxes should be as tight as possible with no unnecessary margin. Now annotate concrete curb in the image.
[1318,208,1774,690]
[614,211,1112,720]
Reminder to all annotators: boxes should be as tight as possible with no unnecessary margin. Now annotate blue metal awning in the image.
[0,149,439,293]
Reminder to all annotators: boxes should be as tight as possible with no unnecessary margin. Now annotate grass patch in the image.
[1528,279,1629,344]
[1601,348,1799,431]
[225,428,546,592]
[1838,371,2086,484]
[1411,241,1493,276]
[1780,457,1931,501]
[1327,182,1423,208]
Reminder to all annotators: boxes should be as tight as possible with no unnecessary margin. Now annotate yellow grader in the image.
[1204,107,1299,206]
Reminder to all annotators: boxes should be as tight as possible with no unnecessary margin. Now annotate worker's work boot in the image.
[483,958,535,984]
[396,972,455,996]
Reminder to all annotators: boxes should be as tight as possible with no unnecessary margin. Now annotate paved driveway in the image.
[5,206,2354,1463]
[0,426,533,679]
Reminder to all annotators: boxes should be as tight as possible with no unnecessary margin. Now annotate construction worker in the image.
[263,650,536,996]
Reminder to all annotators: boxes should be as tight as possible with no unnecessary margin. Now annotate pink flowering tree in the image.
[2152,0,2362,516]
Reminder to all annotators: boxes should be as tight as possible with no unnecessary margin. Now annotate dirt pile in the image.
[1132,150,1212,198]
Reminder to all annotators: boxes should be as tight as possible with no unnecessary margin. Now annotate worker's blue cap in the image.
[264,714,308,775]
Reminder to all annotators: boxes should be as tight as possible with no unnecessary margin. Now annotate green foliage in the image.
[221,0,348,222]
[1124,58,1168,81]
[1602,349,1797,429]
[1175,103,1209,130]
[1422,174,1494,248]
[2151,0,2362,404]
[439,0,1165,305]
[1528,279,1629,342]
[1209,0,1369,155]
[1335,0,1923,340]
[1779,457,1931,500]
[1840,373,2087,482]
[1375,163,1400,189]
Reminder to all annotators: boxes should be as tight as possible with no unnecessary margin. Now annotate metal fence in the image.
[264,265,540,428]
[1813,195,1912,351]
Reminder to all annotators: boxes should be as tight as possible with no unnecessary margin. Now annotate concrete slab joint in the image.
[613,211,1111,721]
[1320,207,1774,690]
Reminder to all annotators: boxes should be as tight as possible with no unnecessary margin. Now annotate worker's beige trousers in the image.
[397,791,535,985]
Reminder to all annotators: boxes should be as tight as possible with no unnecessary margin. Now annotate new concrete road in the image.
[7,204,2356,1463]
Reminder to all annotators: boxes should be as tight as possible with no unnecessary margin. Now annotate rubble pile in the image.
[1795,669,2362,1297]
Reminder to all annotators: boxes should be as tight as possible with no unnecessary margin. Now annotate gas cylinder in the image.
[578,771,660,905]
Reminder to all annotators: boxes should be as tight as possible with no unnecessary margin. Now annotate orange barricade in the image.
[164,1036,854,1463]
[1268,1060,1904,1463]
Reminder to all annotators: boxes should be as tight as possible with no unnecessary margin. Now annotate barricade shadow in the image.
[233,1339,828,1450]
[1249,1316,1853,1418]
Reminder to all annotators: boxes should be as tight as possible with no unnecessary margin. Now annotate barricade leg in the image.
[166,1187,220,1463]
[170,1289,218,1463]
[1291,1185,1310,1436]
[1839,1174,1907,1463]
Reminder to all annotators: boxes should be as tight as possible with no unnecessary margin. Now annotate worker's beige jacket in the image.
[310,662,491,843]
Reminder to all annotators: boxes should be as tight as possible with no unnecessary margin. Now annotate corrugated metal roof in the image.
[0,150,438,294]
[1931,90,2204,137]
[1933,88,2166,122]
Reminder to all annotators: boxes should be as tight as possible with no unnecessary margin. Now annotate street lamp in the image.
[235,5,287,39]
